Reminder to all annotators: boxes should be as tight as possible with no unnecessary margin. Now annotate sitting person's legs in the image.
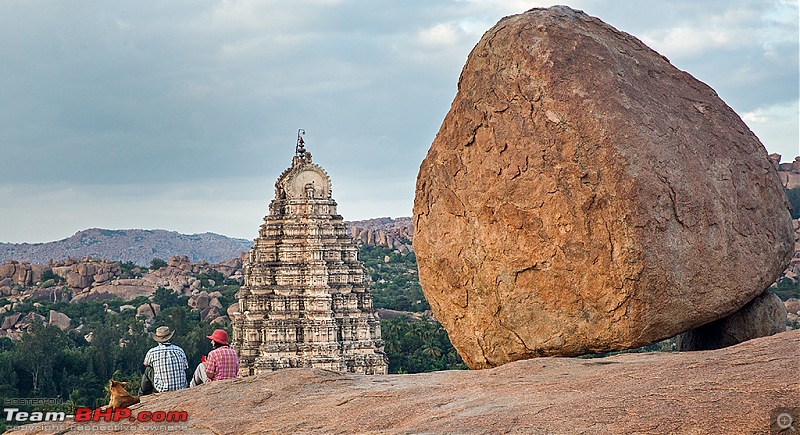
[139,365,155,396]
[190,362,208,387]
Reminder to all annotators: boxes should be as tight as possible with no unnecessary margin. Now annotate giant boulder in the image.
[413,6,794,369]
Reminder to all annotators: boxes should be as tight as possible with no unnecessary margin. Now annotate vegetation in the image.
[359,245,429,312]
[119,261,144,279]
[771,278,800,301]
[149,257,167,271]
[10,232,792,428]
[381,316,466,373]
[151,287,188,308]
[39,269,63,285]
[0,299,215,433]
[787,187,800,219]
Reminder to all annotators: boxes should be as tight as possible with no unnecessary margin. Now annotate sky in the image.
[0,0,797,243]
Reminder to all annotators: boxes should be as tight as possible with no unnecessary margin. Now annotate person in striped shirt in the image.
[204,329,239,381]
[139,326,188,395]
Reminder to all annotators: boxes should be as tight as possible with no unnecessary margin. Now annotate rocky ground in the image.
[7,329,799,434]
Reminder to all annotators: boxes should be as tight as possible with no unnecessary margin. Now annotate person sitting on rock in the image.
[190,329,238,387]
[189,355,208,387]
[139,326,188,395]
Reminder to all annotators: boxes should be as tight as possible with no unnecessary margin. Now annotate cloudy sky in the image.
[0,0,797,243]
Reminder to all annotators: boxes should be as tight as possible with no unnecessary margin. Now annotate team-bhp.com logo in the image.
[5,407,187,423]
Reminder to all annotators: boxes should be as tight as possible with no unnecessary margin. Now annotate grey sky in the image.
[1,0,797,243]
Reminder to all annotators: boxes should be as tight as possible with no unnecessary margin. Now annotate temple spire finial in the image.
[296,129,306,156]
[294,129,312,164]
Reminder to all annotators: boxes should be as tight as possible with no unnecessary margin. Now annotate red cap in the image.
[206,329,229,346]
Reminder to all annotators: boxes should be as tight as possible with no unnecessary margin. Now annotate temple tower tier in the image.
[232,135,388,376]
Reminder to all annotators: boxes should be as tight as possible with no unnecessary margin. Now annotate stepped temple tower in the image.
[232,132,388,375]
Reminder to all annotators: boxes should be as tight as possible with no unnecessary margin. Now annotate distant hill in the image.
[0,218,416,266]
[0,228,253,266]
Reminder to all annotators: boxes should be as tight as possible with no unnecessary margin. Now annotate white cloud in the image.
[742,100,800,161]
[418,23,462,47]
[454,0,550,14]
[641,8,759,58]
[199,1,280,32]
[640,2,798,63]
[645,26,732,57]
[113,16,134,31]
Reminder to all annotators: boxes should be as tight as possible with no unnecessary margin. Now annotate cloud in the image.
[742,101,800,161]
[0,0,796,243]
[418,23,462,47]
[0,180,270,243]
[641,8,759,57]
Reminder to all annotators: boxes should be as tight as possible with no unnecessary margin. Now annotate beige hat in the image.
[152,326,175,343]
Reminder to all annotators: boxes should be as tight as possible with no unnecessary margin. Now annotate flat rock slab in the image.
[9,330,800,434]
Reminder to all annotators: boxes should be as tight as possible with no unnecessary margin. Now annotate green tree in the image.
[40,269,64,284]
[87,323,120,383]
[151,287,186,309]
[150,258,168,270]
[13,321,70,395]
[0,351,18,398]
[119,261,143,279]
[197,270,224,288]
[381,316,465,374]
[359,245,430,312]
[772,278,800,301]
[420,328,443,359]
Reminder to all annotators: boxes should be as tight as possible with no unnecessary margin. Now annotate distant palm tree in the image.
[382,318,406,354]
[420,328,442,359]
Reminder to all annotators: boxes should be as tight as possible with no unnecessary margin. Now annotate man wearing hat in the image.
[139,326,188,395]
[205,329,238,382]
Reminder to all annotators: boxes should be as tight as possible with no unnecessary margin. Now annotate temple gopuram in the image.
[232,132,388,375]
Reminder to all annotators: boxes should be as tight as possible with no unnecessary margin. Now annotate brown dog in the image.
[108,380,140,409]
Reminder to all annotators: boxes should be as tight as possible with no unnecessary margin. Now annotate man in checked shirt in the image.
[139,326,188,395]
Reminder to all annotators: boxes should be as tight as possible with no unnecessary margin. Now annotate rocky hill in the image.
[8,330,799,434]
[0,219,417,266]
[0,229,253,266]
[348,216,413,231]
[347,217,414,254]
